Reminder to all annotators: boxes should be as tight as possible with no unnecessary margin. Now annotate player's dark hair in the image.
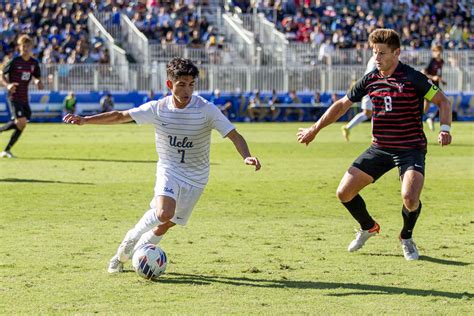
[369,29,401,51]
[166,58,199,81]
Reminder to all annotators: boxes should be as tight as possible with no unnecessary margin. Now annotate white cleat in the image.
[108,255,124,273]
[117,231,139,262]
[0,150,16,158]
[400,238,419,261]
[348,222,380,252]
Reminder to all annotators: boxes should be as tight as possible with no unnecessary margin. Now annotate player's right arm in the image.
[297,96,353,145]
[63,110,134,125]
[0,60,18,93]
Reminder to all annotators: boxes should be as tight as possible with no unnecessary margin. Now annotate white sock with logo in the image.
[133,230,164,253]
[346,112,368,130]
[127,208,162,241]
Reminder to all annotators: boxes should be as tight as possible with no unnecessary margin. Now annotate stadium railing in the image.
[221,13,256,65]
[29,64,473,93]
[120,14,149,65]
[87,13,129,83]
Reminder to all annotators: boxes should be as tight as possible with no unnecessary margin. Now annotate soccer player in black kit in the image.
[0,35,43,158]
[423,45,445,131]
[297,29,452,261]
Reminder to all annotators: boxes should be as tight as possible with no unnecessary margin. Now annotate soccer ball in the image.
[132,244,167,280]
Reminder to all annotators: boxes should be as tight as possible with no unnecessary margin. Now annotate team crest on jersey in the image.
[396,83,404,93]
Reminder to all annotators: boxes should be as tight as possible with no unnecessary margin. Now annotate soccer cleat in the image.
[426,117,435,131]
[400,237,419,261]
[341,126,350,142]
[108,255,124,273]
[348,222,380,252]
[116,231,139,262]
[0,150,16,158]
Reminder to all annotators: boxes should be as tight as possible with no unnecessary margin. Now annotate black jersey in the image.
[2,56,41,103]
[348,62,437,150]
[425,58,444,85]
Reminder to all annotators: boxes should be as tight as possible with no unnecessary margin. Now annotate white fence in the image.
[33,64,474,93]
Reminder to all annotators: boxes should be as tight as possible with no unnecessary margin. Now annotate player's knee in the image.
[153,222,175,235]
[15,119,27,130]
[336,186,353,203]
[157,207,175,222]
[402,192,419,211]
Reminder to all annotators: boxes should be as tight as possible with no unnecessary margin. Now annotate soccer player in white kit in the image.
[63,58,261,273]
[341,56,376,141]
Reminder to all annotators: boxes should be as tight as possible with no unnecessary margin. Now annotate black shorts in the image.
[352,145,426,182]
[7,99,31,120]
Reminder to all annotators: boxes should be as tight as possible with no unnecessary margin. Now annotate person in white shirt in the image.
[341,56,377,141]
[63,58,261,273]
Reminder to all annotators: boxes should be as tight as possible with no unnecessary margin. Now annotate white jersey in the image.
[365,56,377,75]
[129,95,235,188]
[361,56,377,110]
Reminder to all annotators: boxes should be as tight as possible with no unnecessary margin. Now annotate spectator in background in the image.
[309,91,327,121]
[143,90,157,103]
[283,90,305,122]
[210,89,233,118]
[318,38,334,65]
[63,91,77,114]
[233,88,247,121]
[267,89,281,121]
[100,93,114,113]
[247,89,267,122]
[206,35,221,64]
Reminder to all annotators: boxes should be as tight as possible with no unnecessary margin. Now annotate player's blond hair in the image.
[369,29,401,51]
[17,34,33,45]
[432,45,443,53]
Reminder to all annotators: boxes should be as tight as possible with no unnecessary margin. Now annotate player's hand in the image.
[244,157,261,171]
[438,131,452,146]
[297,127,317,146]
[7,83,18,93]
[37,81,44,90]
[63,113,85,125]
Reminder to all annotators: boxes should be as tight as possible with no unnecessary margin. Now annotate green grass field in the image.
[0,122,473,314]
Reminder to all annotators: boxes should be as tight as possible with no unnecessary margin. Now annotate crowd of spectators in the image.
[234,0,473,50]
[0,0,111,69]
[98,0,226,51]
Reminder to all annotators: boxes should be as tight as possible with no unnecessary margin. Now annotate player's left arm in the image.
[412,68,452,146]
[226,129,261,171]
[426,88,452,146]
[33,61,44,90]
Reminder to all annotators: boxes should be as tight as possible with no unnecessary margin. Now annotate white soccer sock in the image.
[127,208,162,241]
[346,112,368,130]
[133,230,164,253]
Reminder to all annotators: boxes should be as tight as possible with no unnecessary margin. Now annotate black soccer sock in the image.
[0,121,16,132]
[342,194,376,230]
[5,127,23,151]
[400,202,422,239]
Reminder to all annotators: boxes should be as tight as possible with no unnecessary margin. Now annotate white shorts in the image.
[361,95,373,111]
[150,172,204,226]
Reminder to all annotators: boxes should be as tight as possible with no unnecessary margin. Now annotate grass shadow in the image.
[159,272,473,300]
[362,253,471,266]
[21,157,156,164]
[419,255,471,266]
[0,178,94,185]
[22,157,220,165]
